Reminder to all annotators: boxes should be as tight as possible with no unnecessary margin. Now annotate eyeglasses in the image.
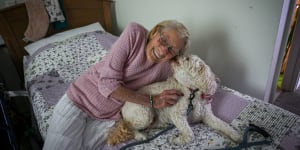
[159,31,181,56]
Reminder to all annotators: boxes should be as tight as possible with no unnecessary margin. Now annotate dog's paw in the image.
[134,132,147,141]
[230,131,242,143]
[168,134,193,145]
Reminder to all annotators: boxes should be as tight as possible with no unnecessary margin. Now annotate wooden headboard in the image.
[0,0,114,87]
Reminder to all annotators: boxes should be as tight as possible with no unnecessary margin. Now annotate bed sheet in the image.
[23,30,300,150]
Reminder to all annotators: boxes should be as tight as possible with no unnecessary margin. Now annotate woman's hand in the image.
[152,89,184,108]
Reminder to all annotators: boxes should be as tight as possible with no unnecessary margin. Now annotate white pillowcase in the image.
[24,22,105,55]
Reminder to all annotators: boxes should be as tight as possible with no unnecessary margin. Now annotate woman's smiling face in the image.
[146,28,185,63]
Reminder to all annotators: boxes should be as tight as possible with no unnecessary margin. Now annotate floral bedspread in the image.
[24,30,117,139]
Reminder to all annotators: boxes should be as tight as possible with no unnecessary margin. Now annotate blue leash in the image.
[120,123,272,150]
[119,89,199,150]
[213,124,272,150]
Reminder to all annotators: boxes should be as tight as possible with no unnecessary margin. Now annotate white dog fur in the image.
[107,54,241,145]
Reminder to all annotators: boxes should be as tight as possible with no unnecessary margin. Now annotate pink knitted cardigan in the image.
[67,23,172,120]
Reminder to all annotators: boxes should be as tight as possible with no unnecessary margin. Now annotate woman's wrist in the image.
[149,95,154,108]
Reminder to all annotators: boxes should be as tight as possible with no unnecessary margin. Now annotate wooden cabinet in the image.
[0,3,28,85]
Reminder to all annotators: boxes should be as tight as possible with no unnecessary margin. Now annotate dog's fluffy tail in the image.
[106,119,134,145]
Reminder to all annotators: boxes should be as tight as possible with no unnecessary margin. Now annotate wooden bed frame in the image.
[0,0,114,87]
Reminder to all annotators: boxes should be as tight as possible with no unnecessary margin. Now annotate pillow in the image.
[24,30,113,82]
[24,22,105,55]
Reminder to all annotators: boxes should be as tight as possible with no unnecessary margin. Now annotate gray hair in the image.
[148,20,190,56]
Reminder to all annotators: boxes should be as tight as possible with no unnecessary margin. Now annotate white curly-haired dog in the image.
[107,54,241,145]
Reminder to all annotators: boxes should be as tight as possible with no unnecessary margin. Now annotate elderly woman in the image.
[43,20,190,150]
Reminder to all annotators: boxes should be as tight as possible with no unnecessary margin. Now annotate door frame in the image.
[264,0,297,103]
[282,4,300,92]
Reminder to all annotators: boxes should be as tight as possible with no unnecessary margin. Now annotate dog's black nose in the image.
[172,56,180,64]
[184,56,190,61]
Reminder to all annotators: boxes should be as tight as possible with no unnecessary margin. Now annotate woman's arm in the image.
[111,86,183,108]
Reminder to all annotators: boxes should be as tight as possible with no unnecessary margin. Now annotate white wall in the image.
[113,0,284,100]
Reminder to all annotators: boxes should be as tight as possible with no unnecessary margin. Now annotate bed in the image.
[0,1,300,150]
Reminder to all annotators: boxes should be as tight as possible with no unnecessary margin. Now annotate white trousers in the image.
[43,94,115,150]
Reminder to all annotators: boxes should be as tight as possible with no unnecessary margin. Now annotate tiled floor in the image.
[274,90,300,116]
